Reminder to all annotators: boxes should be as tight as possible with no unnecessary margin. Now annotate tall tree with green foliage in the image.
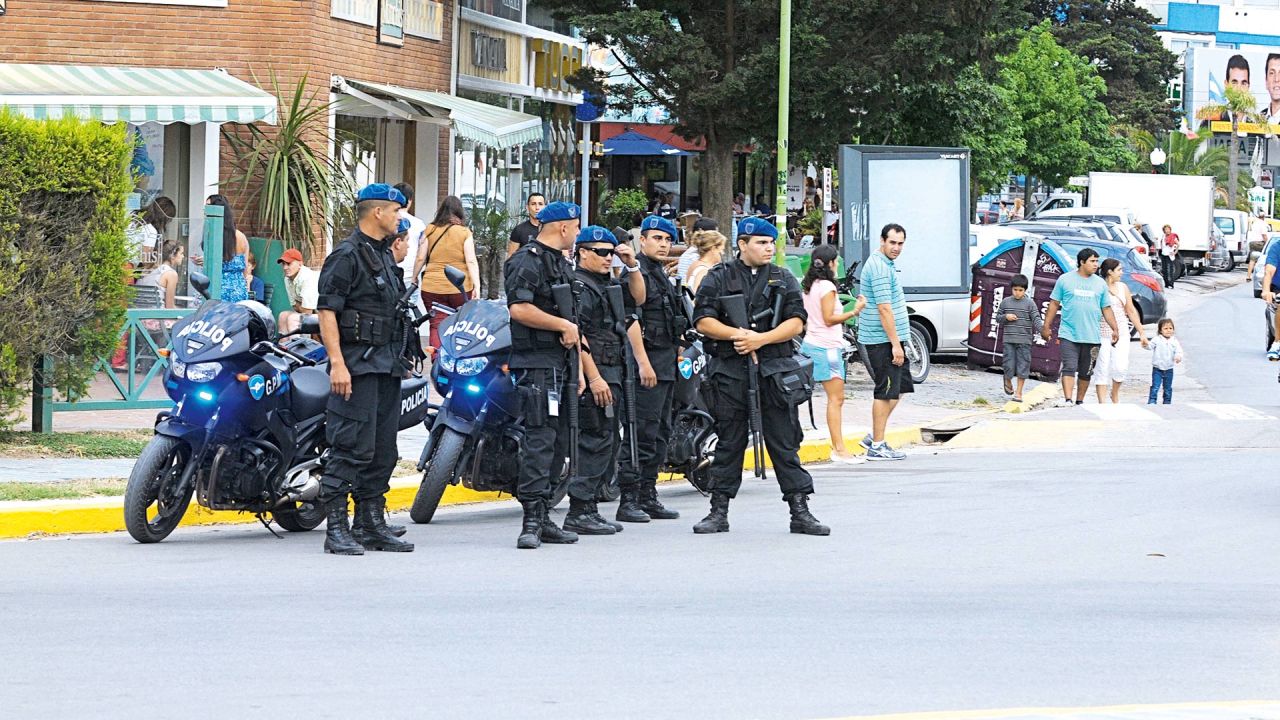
[999,22,1131,207]
[1030,0,1181,135]
[1196,85,1269,207]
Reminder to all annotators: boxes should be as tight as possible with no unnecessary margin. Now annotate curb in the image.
[0,395,1031,540]
[1000,380,1062,414]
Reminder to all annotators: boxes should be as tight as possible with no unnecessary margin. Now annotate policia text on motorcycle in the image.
[315,183,419,555]
[562,225,646,534]
[690,217,830,536]
[503,201,589,549]
[616,215,687,523]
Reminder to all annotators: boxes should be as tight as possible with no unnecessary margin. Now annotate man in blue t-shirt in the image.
[1262,239,1280,359]
[1041,247,1120,406]
[860,223,912,460]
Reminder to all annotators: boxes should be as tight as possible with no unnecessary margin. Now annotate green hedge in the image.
[0,111,133,427]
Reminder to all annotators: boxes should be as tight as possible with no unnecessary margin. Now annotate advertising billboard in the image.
[1184,47,1280,133]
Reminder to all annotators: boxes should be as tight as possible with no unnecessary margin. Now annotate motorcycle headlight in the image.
[185,361,223,383]
[169,359,186,379]
[439,353,456,372]
[455,357,489,377]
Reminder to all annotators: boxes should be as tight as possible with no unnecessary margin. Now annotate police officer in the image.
[689,217,829,536]
[616,215,687,523]
[314,183,416,555]
[563,225,646,535]
[504,201,583,549]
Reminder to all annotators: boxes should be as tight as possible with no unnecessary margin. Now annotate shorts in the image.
[800,341,845,383]
[865,342,914,400]
[1093,331,1130,384]
[1059,338,1100,380]
[1002,342,1031,380]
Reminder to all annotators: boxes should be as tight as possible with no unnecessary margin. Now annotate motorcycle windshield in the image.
[439,300,510,359]
[170,300,256,362]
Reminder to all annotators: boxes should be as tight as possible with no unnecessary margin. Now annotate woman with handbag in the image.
[413,196,481,349]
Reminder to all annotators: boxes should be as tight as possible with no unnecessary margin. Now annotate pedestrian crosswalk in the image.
[1079,402,1276,421]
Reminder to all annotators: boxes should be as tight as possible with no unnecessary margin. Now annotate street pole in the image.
[773,0,791,266]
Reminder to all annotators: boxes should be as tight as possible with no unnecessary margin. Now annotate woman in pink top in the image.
[800,245,866,463]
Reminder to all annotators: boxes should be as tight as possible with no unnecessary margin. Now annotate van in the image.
[1213,209,1248,268]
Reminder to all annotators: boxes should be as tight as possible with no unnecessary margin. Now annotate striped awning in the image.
[0,64,278,125]
[339,78,542,149]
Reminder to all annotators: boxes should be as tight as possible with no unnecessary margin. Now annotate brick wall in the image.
[0,0,454,252]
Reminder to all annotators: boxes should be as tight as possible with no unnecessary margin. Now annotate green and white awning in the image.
[0,64,278,125]
[338,77,542,149]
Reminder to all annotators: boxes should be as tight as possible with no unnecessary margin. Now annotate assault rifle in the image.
[606,283,639,469]
[721,293,765,478]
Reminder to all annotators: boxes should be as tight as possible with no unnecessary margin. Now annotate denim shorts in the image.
[800,341,845,383]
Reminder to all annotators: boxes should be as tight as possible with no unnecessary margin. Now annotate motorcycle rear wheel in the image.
[272,501,325,532]
[123,436,194,543]
[410,426,465,524]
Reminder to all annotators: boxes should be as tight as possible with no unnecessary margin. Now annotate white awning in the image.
[336,77,542,149]
[0,63,277,125]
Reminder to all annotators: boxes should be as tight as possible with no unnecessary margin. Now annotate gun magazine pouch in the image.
[760,354,814,407]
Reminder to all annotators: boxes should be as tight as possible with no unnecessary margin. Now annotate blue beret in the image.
[396,218,411,235]
[737,216,778,240]
[640,215,678,239]
[575,225,618,246]
[536,201,581,223]
[356,183,407,207]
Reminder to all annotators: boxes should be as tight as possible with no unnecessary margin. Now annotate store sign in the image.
[531,39,584,94]
[378,0,404,47]
[1185,47,1280,134]
[471,30,507,72]
[1263,169,1274,190]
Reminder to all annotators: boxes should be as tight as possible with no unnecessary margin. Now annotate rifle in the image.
[607,283,639,469]
[551,282,581,487]
[721,293,765,479]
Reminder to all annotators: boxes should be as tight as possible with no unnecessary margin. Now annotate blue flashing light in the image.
[196,390,216,402]
[465,383,482,394]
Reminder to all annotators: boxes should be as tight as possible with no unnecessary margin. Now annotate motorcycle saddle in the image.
[290,366,331,420]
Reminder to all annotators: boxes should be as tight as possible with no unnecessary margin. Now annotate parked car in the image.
[1008,219,1153,268]
[1052,237,1167,328]
[1207,225,1233,271]
[1213,209,1247,270]
[1253,233,1280,298]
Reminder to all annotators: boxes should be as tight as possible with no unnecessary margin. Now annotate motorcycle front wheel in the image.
[123,436,194,543]
[410,426,466,524]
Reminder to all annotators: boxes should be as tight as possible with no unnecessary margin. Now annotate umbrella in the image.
[602,130,691,156]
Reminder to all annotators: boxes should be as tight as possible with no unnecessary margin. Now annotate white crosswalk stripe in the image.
[1082,404,1164,421]
[1187,402,1277,420]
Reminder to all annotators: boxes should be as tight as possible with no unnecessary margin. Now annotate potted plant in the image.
[599,187,648,232]
[470,203,513,299]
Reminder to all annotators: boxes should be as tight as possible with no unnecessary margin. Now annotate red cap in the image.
[277,248,304,264]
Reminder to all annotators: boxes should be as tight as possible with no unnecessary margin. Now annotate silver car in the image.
[1254,233,1280,298]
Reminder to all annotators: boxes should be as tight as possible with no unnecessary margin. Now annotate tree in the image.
[1128,129,1230,179]
[1196,85,1269,207]
[998,22,1130,207]
[1030,0,1181,135]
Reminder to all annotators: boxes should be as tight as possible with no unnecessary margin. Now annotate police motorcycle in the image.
[408,266,570,524]
[124,294,435,544]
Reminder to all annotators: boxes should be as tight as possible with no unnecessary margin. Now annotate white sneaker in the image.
[831,450,866,465]
[1056,398,1076,408]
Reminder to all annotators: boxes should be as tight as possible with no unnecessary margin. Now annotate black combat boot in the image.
[692,493,730,534]
[383,510,407,538]
[564,497,617,535]
[785,493,830,536]
[517,499,543,549]
[323,497,364,555]
[539,502,579,544]
[616,487,651,523]
[589,500,623,533]
[638,480,679,520]
[352,497,415,552]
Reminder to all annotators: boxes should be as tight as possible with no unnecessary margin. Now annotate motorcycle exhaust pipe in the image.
[276,459,322,506]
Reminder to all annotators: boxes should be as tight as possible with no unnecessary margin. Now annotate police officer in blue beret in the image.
[562,225,646,535]
[504,201,584,549]
[689,216,827,536]
[314,183,416,555]
[616,214,689,523]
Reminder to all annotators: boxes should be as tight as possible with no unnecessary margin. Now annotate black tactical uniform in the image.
[563,265,634,535]
[315,227,414,554]
[505,237,580,549]
[690,257,828,535]
[616,252,687,522]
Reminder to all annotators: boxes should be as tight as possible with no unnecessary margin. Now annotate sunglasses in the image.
[582,247,615,258]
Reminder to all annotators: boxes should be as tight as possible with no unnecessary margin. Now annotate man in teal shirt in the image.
[1042,247,1119,405]
[859,223,912,460]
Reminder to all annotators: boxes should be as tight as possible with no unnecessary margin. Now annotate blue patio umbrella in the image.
[602,129,691,156]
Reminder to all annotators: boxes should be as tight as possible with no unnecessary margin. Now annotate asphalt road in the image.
[3,278,1279,720]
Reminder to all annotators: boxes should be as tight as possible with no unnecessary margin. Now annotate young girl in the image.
[800,245,866,463]
[1148,318,1184,404]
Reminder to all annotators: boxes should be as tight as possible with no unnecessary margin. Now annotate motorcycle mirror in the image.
[443,265,468,295]
[299,315,321,335]
[190,271,211,299]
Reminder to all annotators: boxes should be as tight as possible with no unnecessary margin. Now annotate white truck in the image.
[1039,172,1216,273]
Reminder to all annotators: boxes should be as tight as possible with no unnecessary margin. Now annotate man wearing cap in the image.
[277,248,320,334]
[504,201,583,549]
[690,217,828,536]
[314,183,416,555]
[563,225,646,535]
[616,214,687,523]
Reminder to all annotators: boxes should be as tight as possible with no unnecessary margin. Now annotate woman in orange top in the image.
[413,195,481,349]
